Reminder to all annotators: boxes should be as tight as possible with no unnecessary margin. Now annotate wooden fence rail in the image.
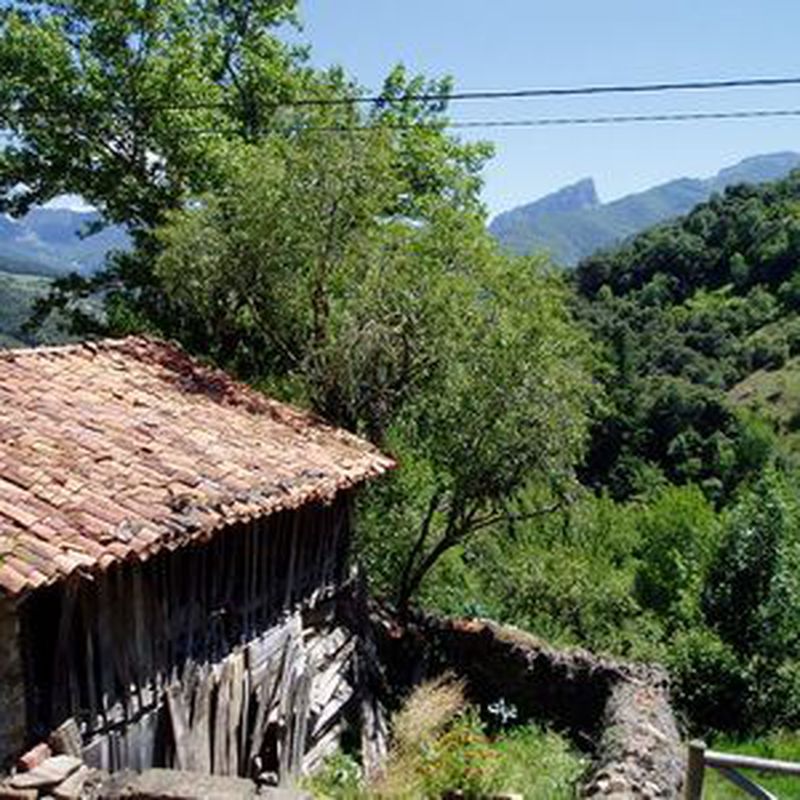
[685,739,800,799]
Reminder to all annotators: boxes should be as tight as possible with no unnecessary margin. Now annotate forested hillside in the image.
[576,169,800,496]
[0,270,55,346]
[415,169,800,742]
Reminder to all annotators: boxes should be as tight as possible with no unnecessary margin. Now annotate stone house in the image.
[0,337,392,780]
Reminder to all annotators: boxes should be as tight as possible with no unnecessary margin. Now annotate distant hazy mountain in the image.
[0,207,128,277]
[490,152,800,265]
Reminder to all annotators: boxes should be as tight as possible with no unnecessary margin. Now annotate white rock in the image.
[53,765,91,799]
[11,755,82,789]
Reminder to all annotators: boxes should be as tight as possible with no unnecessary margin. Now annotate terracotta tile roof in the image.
[0,336,394,596]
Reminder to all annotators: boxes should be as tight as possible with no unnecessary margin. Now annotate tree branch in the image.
[395,488,444,613]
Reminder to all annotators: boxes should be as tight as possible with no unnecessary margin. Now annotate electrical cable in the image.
[3,75,800,115]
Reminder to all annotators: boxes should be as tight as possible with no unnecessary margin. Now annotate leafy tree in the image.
[703,469,800,659]
[155,124,492,436]
[633,484,720,624]
[0,0,306,219]
[1,2,493,344]
[384,259,594,612]
[570,176,800,500]
[0,0,309,332]
[155,127,592,613]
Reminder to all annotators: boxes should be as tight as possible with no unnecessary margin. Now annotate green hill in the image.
[0,269,60,347]
[728,356,800,457]
[574,168,800,499]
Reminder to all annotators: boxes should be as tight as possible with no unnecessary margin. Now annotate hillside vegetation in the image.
[393,169,800,744]
[0,269,54,347]
[575,170,800,498]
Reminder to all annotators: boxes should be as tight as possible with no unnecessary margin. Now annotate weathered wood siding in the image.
[0,596,26,768]
[15,495,356,779]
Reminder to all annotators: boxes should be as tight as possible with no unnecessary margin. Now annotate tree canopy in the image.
[155,129,594,611]
[0,1,595,611]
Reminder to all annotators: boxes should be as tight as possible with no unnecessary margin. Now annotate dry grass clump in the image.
[371,673,468,797]
[391,673,467,753]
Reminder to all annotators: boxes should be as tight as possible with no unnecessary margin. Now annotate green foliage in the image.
[0,0,316,334]
[155,120,592,611]
[574,173,800,500]
[409,469,800,736]
[304,676,585,799]
[665,628,749,734]
[409,713,585,800]
[487,724,587,800]
[306,720,584,800]
[703,470,799,659]
[634,484,720,624]
[155,126,491,434]
[0,0,301,222]
[302,751,364,800]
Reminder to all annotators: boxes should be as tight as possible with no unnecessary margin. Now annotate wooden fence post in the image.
[685,739,707,800]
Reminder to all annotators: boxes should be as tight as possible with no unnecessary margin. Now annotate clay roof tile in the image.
[0,336,393,596]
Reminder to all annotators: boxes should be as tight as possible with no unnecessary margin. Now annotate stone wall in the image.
[371,610,685,799]
[0,595,26,768]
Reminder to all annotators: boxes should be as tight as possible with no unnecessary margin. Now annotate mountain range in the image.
[489,152,800,265]
[0,207,128,277]
[2,152,800,280]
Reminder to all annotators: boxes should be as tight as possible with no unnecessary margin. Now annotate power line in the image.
[344,76,800,105]
[4,76,800,116]
[170,108,800,136]
[439,108,800,129]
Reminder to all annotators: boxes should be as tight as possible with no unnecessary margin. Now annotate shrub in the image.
[702,470,799,658]
[666,628,749,734]
[634,484,721,624]
[303,751,364,800]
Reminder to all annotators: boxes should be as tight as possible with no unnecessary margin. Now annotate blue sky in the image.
[292,1,800,217]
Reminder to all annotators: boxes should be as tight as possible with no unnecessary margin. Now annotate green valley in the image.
[0,269,53,347]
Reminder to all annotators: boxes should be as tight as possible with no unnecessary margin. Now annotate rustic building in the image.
[0,337,393,781]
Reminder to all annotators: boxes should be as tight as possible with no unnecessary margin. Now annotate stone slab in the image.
[0,781,37,799]
[10,755,82,790]
[53,765,92,799]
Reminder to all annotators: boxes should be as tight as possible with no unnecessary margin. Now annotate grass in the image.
[303,675,586,799]
[703,731,800,798]
[728,355,800,457]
